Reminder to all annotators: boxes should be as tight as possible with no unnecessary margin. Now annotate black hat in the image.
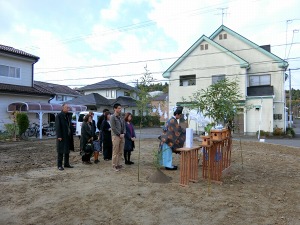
[174,106,183,115]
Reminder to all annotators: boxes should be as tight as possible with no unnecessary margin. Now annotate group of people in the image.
[55,102,185,172]
[55,103,137,172]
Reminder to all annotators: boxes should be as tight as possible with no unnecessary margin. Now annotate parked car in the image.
[75,111,102,137]
[71,120,76,135]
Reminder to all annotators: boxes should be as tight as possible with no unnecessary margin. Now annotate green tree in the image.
[189,78,241,129]
[136,65,154,181]
[16,113,29,136]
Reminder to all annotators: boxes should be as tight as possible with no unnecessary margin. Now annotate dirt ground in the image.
[0,137,299,225]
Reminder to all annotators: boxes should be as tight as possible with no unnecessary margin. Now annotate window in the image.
[106,90,109,97]
[249,74,271,86]
[132,110,135,116]
[219,34,227,40]
[212,74,225,84]
[200,44,208,50]
[0,65,20,78]
[180,75,196,86]
[111,90,115,98]
[56,95,64,101]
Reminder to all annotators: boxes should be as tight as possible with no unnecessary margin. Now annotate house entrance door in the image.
[233,113,244,134]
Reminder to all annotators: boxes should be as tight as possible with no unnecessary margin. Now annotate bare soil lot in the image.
[0,137,299,225]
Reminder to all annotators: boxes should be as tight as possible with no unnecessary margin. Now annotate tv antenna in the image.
[216,7,228,25]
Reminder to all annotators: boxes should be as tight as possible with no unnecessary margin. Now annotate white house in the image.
[0,44,86,136]
[163,25,288,135]
[0,44,53,131]
[34,81,81,104]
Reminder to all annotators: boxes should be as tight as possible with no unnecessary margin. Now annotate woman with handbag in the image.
[80,114,93,164]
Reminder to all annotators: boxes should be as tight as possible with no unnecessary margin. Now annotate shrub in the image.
[4,123,19,139]
[273,127,284,136]
[16,113,29,136]
[286,127,295,138]
[132,115,160,127]
[256,130,270,137]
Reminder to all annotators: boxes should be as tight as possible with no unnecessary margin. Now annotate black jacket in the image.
[80,121,93,152]
[55,111,74,154]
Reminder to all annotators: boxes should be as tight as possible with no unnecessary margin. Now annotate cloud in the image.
[100,0,125,21]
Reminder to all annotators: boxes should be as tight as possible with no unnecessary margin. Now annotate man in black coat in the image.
[97,108,110,152]
[55,104,74,170]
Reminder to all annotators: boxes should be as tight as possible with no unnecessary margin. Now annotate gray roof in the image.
[34,81,80,96]
[66,93,137,108]
[110,96,137,107]
[0,44,39,61]
[0,83,53,97]
[152,93,168,101]
[79,78,137,91]
[65,93,111,106]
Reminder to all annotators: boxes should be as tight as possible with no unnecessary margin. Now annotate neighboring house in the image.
[34,80,80,104]
[0,44,86,134]
[163,25,288,135]
[73,78,138,114]
[33,80,82,122]
[0,44,53,130]
[150,92,169,123]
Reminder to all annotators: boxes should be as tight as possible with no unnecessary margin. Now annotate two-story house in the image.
[0,44,53,130]
[163,25,288,135]
[71,78,138,114]
[0,44,86,135]
[34,81,81,104]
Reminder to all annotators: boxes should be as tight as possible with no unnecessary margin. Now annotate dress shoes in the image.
[64,165,74,168]
[58,167,64,171]
[165,166,177,170]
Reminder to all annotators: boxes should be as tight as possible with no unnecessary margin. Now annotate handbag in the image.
[84,143,93,153]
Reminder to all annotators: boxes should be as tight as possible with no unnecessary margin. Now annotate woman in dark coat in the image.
[124,112,136,165]
[55,104,74,170]
[80,114,93,164]
[101,112,112,161]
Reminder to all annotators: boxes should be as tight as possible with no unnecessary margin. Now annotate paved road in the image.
[136,125,300,148]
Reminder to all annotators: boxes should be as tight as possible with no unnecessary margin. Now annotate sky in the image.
[0,0,300,89]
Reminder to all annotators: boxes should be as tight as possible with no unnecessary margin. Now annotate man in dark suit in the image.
[97,108,110,153]
[55,103,74,170]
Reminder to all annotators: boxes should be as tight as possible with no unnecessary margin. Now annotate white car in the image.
[75,111,102,137]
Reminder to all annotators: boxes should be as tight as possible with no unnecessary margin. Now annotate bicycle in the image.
[43,123,56,136]
[25,123,40,138]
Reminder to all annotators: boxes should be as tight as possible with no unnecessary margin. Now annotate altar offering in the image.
[185,128,193,148]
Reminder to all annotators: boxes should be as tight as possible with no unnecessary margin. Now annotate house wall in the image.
[50,95,77,104]
[0,94,50,131]
[213,31,286,129]
[214,31,285,92]
[168,40,247,132]
[245,97,274,135]
[0,55,33,87]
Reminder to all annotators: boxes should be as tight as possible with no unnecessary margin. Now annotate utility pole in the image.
[288,69,292,127]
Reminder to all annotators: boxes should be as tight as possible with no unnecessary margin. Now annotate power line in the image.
[35,42,299,74]
[41,58,300,84]
[46,67,300,87]
[21,1,239,51]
